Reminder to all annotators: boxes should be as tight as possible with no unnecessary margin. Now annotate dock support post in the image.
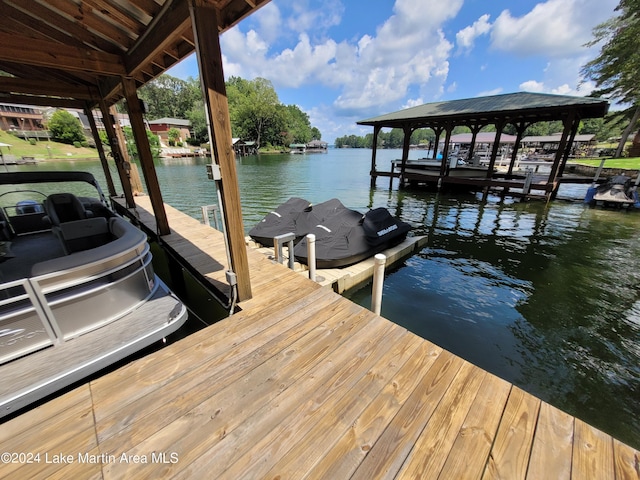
[190,0,252,300]
[371,253,386,315]
[306,234,316,281]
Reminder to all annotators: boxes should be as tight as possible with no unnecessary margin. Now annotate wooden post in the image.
[432,126,444,159]
[558,116,580,177]
[110,107,144,195]
[97,98,135,208]
[189,0,252,301]
[122,77,170,235]
[439,125,452,177]
[547,111,576,200]
[467,125,482,163]
[486,121,504,178]
[84,103,116,197]
[507,121,529,176]
[370,125,380,188]
[399,125,412,187]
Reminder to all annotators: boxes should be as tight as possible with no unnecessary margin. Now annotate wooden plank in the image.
[483,386,541,480]
[103,311,392,479]
[351,351,468,479]
[572,419,615,480]
[186,316,402,480]
[391,362,487,479]
[92,284,345,444]
[527,402,574,479]
[259,333,426,479]
[613,438,640,480]
[436,373,512,480]
[303,340,443,480]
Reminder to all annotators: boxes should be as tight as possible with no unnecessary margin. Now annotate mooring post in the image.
[371,253,387,315]
[306,233,317,281]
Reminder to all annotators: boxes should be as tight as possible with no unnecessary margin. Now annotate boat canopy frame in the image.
[358,91,609,199]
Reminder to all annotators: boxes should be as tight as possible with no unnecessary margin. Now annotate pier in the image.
[3,196,638,479]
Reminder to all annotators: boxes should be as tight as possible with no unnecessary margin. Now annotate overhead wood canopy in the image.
[0,0,270,108]
[0,0,271,301]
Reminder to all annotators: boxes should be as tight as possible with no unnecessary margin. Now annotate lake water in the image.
[8,149,640,448]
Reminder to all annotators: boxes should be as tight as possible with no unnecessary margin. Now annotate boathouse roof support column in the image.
[400,125,413,187]
[84,103,116,197]
[439,125,453,178]
[547,111,576,199]
[432,126,444,160]
[467,125,483,163]
[558,116,581,178]
[485,121,505,178]
[507,121,529,176]
[97,98,135,208]
[190,0,252,301]
[370,125,380,188]
[122,77,170,235]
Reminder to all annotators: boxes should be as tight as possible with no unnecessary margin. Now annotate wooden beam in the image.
[0,77,99,100]
[122,77,170,235]
[98,99,135,208]
[84,103,116,197]
[125,0,192,76]
[0,33,126,76]
[189,0,252,301]
[400,125,412,187]
[0,94,86,109]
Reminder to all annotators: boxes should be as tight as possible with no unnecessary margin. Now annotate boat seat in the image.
[43,193,110,254]
[43,193,94,226]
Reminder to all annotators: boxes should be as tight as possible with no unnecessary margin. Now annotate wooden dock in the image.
[1,196,638,479]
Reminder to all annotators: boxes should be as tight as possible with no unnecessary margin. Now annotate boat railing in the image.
[0,218,157,364]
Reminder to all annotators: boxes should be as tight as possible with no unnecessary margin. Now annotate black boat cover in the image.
[294,206,411,269]
[248,197,354,247]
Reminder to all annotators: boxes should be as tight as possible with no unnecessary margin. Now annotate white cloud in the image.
[519,80,545,92]
[456,14,492,54]
[220,0,463,118]
[491,0,617,58]
[476,87,504,97]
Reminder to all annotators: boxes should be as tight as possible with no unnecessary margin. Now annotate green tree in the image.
[138,75,200,120]
[122,126,161,158]
[581,0,640,157]
[48,110,86,145]
[167,127,181,146]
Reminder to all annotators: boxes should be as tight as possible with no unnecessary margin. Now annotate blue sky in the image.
[168,0,618,143]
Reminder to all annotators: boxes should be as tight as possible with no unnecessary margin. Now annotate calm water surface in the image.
[10,149,640,448]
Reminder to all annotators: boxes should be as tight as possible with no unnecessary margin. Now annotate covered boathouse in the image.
[358,92,609,200]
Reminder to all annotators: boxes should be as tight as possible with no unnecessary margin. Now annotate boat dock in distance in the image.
[3,195,638,479]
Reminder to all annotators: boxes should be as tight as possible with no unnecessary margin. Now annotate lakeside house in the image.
[148,117,192,146]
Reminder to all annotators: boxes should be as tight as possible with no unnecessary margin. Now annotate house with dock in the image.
[0,1,637,478]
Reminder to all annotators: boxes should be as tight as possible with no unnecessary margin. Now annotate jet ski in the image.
[294,206,411,269]
[249,198,411,268]
[248,197,352,247]
[591,175,639,207]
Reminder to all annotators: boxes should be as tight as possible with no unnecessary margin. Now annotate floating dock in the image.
[247,235,429,293]
[2,195,638,479]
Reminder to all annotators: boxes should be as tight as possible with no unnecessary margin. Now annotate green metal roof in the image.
[357,92,609,128]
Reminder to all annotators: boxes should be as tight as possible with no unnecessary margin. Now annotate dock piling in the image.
[306,234,316,281]
[371,253,387,315]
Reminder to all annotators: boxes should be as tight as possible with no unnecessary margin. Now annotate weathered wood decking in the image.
[1,196,638,479]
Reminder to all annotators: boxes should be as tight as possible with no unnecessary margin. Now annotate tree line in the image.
[136,75,321,148]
